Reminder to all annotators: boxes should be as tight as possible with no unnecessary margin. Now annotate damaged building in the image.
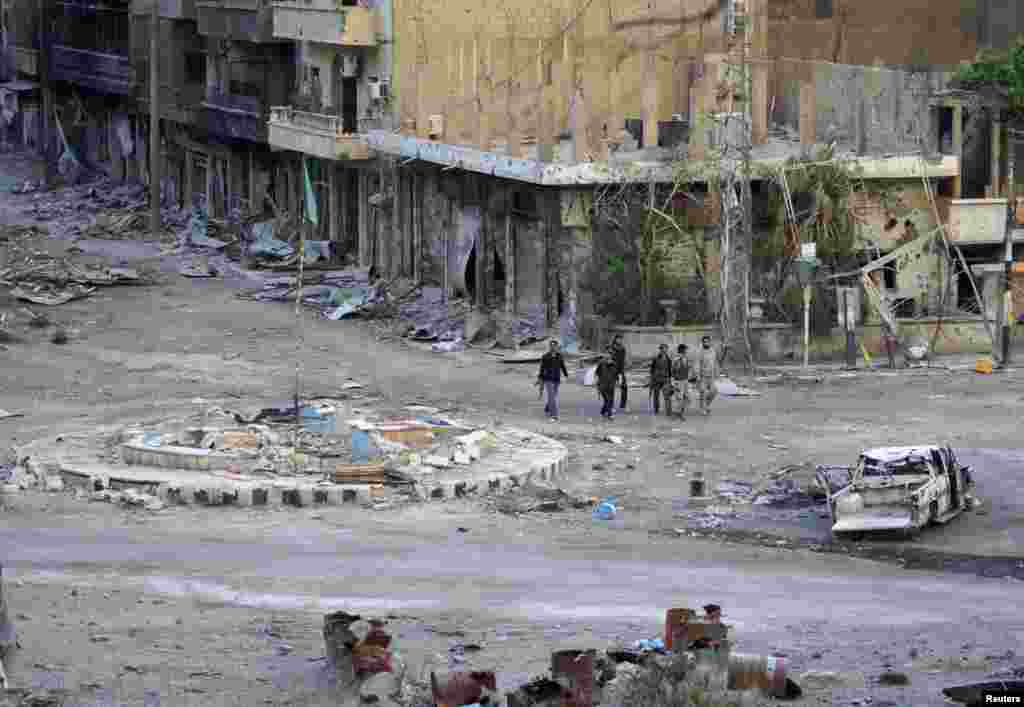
[5,0,1024,357]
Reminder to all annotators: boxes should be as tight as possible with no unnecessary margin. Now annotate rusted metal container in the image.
[430,670,497,707]
[664,607,695,651]
[727,653,788,697]
[352,619,393,676]
[550,649,595,707]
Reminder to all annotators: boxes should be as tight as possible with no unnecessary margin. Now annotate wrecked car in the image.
[815,445,974,537]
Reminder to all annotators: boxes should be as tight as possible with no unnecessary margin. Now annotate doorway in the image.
[465,244,477,300]
[342,77,358,134]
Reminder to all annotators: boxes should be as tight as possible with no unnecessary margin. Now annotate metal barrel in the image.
[551,649,596,707]
[430,670,497,707]
[727,653,788,696]
[664,607,695,651]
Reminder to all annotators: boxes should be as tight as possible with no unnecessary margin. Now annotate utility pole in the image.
[39,0,53,186]
[149,0,161,238]
[1000,142,1014,366]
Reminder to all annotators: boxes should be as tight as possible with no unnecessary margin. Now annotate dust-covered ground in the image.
[2,150,1023,706]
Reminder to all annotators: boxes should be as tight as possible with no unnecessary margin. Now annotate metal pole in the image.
[803,285,811,368]
[1001,208,1014,366]
[149,1,161,238]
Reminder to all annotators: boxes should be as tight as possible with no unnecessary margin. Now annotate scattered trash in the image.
[592,496,618,521]
[0,410,24,421]
[633,637,666,653]
[603,435,623,445]
[715,377,761,396]
[432,338,465,353]
[877,671,910,686]
[716,479,753,502]
[493,481,591,514]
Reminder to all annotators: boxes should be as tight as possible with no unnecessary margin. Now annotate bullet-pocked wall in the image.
[391,0,743,157]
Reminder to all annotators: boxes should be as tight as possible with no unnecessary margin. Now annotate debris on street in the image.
[491,480,592,515]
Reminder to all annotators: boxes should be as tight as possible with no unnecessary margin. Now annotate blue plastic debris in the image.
[300,405,337,434]
[592,496,618,521]
[351,430,375,463]
[633,638,666,653]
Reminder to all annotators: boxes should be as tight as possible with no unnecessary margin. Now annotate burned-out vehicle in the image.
[815,445,974,537]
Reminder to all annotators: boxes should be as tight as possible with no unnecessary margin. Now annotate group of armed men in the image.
[595,334,719,420]
[536,334,719,421]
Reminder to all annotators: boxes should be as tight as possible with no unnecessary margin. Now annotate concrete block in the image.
[236,486,255,506]
[297,486,315,507]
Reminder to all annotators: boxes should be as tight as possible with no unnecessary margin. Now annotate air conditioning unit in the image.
[339,52,360,78]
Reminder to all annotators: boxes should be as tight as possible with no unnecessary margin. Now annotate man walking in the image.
[595,349,619,419]
[649,343,674,415]
[697,335,718,416]
[537,339,570,421]
[609,334,628,410]
[672,343,693,420]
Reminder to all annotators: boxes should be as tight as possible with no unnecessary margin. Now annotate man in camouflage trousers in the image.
[697,335,718,416]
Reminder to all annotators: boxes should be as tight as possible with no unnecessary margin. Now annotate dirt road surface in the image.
[2,151,1023,705]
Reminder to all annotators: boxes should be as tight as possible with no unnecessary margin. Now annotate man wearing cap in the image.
[649,343,674,416]
[595,349,620,419]
[537,339,570,421]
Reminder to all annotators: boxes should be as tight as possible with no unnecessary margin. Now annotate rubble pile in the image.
[0,241,144,305]
[319,606,803,707]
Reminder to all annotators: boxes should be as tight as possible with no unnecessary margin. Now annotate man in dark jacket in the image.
[672,343,693,420]
[649,343,674,415]
[537,339,570,421]
[595,349,620,419]
[609,334,628,410]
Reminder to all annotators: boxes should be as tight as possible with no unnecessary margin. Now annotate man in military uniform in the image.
[697,335,718,416]
[649,343,674,415]
[609,334,629,410]
[595,349,620,419]
[671,343,693,420]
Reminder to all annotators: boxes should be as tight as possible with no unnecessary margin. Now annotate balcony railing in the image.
[268,105,371,160]
[272,0,378,46]
[196,0,275,41]
[203,89,264,116]
[948,199,1009,245]
[131,0,197,19]
[51,45,134,95]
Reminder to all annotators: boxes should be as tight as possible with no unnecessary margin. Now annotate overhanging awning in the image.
[0,80,40,93]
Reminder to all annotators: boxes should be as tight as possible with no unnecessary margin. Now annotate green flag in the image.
[303,157,319,226]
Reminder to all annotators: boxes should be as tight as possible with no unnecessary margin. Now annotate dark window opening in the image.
[341,0,357,5]
[881,267,896,291]
[465,244,477,299]
[229,80,262,98]
[957,269,977,312]
[815,0,833,19]
[493,246,505,281]
[184,52,206,85]
[938,107,953,154]
[512,190,536,215]
[937,177,954,198]
[341,76,358,133]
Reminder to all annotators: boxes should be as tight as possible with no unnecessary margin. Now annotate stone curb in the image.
[46,430,570,511]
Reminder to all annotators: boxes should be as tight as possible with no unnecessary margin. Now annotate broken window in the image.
[862,456,931,477]
[185,51,206,86]
[815,0,833,19]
